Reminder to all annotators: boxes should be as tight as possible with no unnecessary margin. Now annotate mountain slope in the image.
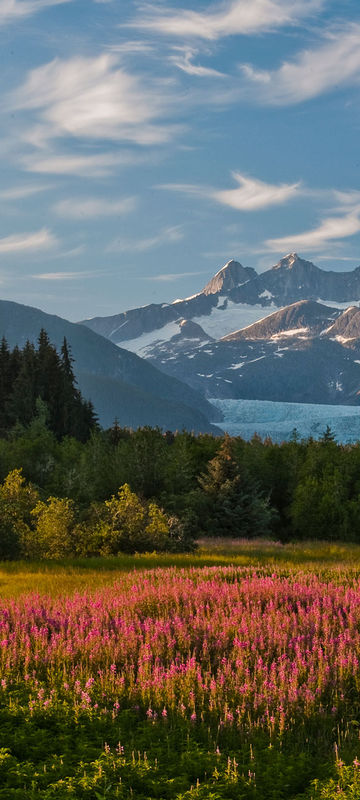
[223,300,340,341]
[0,299,221,432]
[136,299,360,406]
[202,259,256,295]
[80,253,360,356]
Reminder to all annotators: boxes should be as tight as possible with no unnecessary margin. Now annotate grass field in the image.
[2,541,360,798]
[2,539,360,597]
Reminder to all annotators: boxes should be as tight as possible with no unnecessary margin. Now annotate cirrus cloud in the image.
[0,228,57,253]
[265,209,360,252]
[0,0,70,26]
[128,0,325,41]
[53,196,137,219]
[240,23,360,104]
[22,151,142,177]
[10,53,182,148]
[107,226,184,253]
[159,172,302,210]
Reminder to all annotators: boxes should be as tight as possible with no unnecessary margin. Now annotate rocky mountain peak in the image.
[272,253,320,275]
[202,259,257,296]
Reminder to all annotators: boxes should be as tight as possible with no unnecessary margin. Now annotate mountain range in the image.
[81,254,360,407]
[81,253,360,350]
[3,253,360,432]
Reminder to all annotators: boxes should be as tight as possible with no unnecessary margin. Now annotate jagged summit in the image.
[202,259,257,296]
[272,253,317,272]
[81,253,360,350]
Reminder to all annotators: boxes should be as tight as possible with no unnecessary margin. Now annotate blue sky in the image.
[1,0,360,320]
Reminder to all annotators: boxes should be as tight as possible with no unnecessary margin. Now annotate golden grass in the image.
[1,540,360,599]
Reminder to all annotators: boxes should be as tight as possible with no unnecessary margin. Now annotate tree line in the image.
[0,331,97,441]
[1,333,360,558]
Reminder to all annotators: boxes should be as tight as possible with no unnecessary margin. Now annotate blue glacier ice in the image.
[210,399,360,443]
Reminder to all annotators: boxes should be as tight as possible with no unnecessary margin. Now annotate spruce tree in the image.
[0,338,11,431]
[7,341,37,427]
[199,434,275,537]
[0,332,97,441]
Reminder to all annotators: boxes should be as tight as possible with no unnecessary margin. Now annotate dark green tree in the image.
[198,434,275,537]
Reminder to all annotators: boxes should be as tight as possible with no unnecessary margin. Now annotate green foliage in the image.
[0,332,97,442]
[198,435,275,537]
[90,484,173,554]
[31,496,76,559]
[0,468,39,559]
[4,410,360,550]
[308,758,360,798]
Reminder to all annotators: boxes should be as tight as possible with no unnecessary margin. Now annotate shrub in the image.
[0,468,39,559]
[31,496,76,559]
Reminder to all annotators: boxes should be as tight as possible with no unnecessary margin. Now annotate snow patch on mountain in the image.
[192,301,281,340]
[271,327,309,339]
[317,299,360,309]
[330,336,357,344]
[117,321,181,356]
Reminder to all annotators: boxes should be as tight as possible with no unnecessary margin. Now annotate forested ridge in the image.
[1,333,360,559]
[0,331,97,441]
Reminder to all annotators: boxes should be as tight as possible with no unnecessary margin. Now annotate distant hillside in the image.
[0,299,221,432]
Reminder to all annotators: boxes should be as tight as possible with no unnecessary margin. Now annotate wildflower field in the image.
[2,544,360,798]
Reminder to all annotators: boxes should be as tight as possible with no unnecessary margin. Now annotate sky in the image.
[1,0,360,320]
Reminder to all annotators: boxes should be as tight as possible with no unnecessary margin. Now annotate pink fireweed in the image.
[1,566,360,732]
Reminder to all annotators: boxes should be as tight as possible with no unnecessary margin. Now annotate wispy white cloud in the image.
[146,270,207,281]
[11,54,181,148]
[0,184,52,200]
[0,0,70,26]
[106,41,155,55]
[159,172,301,210]
[333,189,360,210]
[108,226,184,253]
[265,209,360,252]
[32,270,96,280]
[213,173,301,209]
[53,196,137,219]
[169,47,226,77]
[22,151,139,177]
[0,228,57,253]
[240,23,360,104]
[128,0,324,41]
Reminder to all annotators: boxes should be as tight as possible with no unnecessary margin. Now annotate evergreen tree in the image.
[0,332,97,441]
[198,434,275,537]
[0,338,11,431]
[7,341,37,427]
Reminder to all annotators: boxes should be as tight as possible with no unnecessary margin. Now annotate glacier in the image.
[210,398,360,443]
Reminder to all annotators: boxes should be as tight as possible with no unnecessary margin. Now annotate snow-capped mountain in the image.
[134,300,360,406]
[81,254,360,358]
[79,255,360,407]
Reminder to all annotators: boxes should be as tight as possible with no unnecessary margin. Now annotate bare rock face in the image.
[201,260,257,295]
[176,319,213,341]
[324,307,360,341]
[231,253,360,306]
[223,300,340,341]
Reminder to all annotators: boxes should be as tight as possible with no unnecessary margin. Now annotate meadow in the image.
[2,541,360,798]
